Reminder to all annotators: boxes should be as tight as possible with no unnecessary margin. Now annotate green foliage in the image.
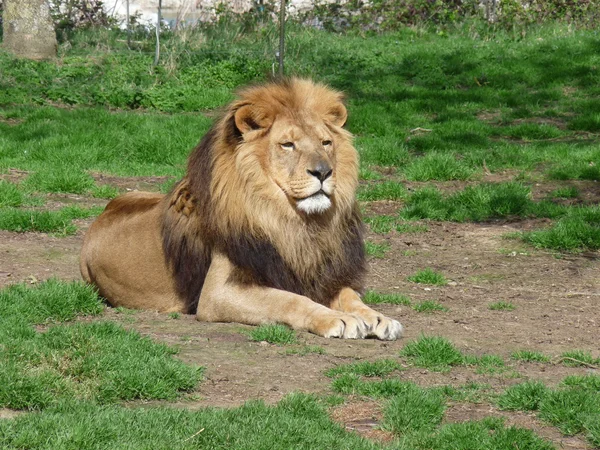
[363,290,411,306]
[365,241,390,258]
[0,279,103,325]
[413,301,449,313]
[559,350,599,367]
[383,385,446,434]
[0,180,25,207]
[488,301,516,311]
[24,168,95,194]
[400,336,464,370]
[403,152,475,181]
[562,374,600,391]
[408,268,447,285]
[511,350,551,363]
[0,205,102,234]
[497,381,548,411]
[90,184,119,199]
[249,324,297,345]
[326,359,402,378]
[363,215,396,234]
[357,181,407,201]
[401,183,533,222]
[0,394,380,450]
[522,216,600,252]
[549,187,579,199]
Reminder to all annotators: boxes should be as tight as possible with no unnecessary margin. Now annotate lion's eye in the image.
[281,142,295,151]
[322,140,332,147]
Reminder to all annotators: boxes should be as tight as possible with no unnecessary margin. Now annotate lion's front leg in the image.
[196,253,369,339]
[329,288,403,340]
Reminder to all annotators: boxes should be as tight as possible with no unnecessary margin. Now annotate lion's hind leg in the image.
[330,288,403,341]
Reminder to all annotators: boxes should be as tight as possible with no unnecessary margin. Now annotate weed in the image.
[413,301,448,313]
[488,301,516,311]
[549,187,579,199]
[400,335,464,370]
[364,215,396,234]
[168,312,180,320]
[357,181,407,201]
[383,384,446,434]
[365,241,390,258]
[511,350,551,363]
[249,324,296,345]
[497,381,548,411]
[559,350,599,367]
[363,291,411,306]
[408,268,447,285]
[90,184,120,199]
[395,222,429,234]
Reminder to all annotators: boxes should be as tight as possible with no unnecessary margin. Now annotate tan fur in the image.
[81,79,403,340]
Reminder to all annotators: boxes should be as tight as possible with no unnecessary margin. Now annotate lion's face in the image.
[267,116,337,214]
[231,79,353,216]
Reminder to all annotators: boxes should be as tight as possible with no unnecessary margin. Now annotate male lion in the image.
[80,78,403,340]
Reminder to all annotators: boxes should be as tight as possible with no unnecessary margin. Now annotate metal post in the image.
[154,0,162,66]
[278,0,285,77]
[126,0,131,48]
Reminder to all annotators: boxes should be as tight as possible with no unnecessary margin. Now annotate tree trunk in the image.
[2,0,57,60]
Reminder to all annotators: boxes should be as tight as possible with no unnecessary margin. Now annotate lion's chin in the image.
[296,192,332,215]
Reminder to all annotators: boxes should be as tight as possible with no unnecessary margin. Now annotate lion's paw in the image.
[364,315,404,341]
[319,314,368,339]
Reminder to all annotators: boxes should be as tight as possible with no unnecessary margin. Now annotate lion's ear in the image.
[234,104,273,135]
[325,102,348,128]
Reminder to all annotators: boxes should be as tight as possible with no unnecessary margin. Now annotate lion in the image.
[80,78,403,340]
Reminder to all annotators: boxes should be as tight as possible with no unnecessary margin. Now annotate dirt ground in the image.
[1,184,599,449]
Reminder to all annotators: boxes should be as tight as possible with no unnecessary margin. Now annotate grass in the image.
[0,280,201,410]
[496,376,600,447]
[0,205,103,234]
[363,290,411,306]
[248,324,297,345]
[284,345,325,356]
[511,350,552,363]
[357,181,407,201]
[0,393,381,450]
[407,268,448,285]
[364,241,390,258]
[399,336,464,371]
[383,384,446,434]
[488,301,516,311]
[559,350,600,367]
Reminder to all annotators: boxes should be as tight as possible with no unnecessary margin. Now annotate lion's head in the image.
[165,78,365,312]
[228,79,355,216]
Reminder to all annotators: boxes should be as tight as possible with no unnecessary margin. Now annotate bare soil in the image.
[1,179,599,449]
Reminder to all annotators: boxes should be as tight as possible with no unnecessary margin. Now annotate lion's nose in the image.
[307,162,332,182]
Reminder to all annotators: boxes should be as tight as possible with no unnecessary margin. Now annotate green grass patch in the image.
[562,374,600,391]
[325,359,402,378]
[401,182,534,222]
[364,215,396,234]
[0,394,380,450]
[522,215,600,251]
[549,186,579,199]
[559,350,600,367]
[511,350,551,363]
[383,384,446,434]
[90,184,120,199]
[407,268,447,285]
[365,241,390,258]
[400,335,464,371]
[363,290,411,306]
[413,300,449,313]
[0,205,102,234]
[357,181,407,201]
[248,324,297,345]
[488,301,516,311]
[0,280,200,410]
[402,152,475,181]
[0,180,26,207]
[395,222,429,234]
[24,168,95,194]
[497,381,549,411]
